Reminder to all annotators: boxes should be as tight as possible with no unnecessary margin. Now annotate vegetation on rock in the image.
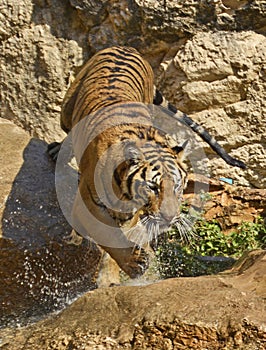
[156,215,266,278]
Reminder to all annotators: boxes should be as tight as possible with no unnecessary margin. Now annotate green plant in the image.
[155,216,266,278]
[192,216,266,258]
[155,240,230,278]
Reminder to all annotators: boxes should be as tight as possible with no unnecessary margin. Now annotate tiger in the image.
[48,46,246,278]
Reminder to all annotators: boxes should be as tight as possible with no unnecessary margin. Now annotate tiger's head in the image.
[109,134,188,244]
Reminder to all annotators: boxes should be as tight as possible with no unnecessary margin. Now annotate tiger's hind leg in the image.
[47,141,62,161]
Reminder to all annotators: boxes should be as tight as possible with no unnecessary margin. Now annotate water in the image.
[0,238,100,328]
[0,139,101,328]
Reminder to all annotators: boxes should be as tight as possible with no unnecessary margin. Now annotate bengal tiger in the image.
[48,46,245,278]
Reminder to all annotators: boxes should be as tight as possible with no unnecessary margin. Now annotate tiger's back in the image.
[61,46,154,133]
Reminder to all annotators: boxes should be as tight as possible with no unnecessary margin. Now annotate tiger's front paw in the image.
[101,245,149,279]
[122,245,149,279]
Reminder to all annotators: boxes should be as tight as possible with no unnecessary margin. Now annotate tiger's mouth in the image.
[129,210,194,246]
[139,212,174,233]
[139,211,178,229]
[123,213,176,248]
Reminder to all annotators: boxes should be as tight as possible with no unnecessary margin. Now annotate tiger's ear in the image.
[172,140,189,160]
[124,143,144,165]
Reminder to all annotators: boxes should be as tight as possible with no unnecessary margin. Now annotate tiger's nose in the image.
[161,212,175,224]
[160,203,180,224]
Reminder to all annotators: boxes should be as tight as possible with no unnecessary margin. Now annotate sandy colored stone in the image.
[0,250,265,349]
[0,119,30,222]
[157,31,266,188]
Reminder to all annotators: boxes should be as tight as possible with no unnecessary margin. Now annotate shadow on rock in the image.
[0,138,101,327]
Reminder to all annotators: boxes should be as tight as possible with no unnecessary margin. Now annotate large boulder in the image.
[0,250,265,349]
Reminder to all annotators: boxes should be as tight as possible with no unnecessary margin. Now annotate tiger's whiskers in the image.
[123,215,161,248]
[123,211,198,250]
[172,213,198,246]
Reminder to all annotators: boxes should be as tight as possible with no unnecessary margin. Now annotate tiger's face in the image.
[111,138,188,242]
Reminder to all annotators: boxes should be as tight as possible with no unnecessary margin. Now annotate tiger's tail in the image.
[153,89,246,169]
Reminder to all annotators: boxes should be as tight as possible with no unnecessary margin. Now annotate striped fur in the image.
[61,46,245,169]
[71,101,188,278]
[75,103,187,226]
[48,46,245,278]
[61,46,154,132]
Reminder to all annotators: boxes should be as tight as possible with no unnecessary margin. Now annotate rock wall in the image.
[0,0,266,187]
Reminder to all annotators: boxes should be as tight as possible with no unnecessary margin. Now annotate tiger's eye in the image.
[147,182,159,194]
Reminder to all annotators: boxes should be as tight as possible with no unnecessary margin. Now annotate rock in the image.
[184,174,266,232]
[0,119,101,326]
[157,31,266,188]
[0,0,85,142]
[0,1,265,187]
[0,250,265,349]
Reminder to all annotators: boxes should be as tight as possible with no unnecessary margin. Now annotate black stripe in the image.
[144,150,175,163]
[126,167,141,197]
[176,163,187,177]
[87,99,119,113]
[152,173,161,181]
[113,168,122,187]
[164,162,178,171]
[108,75,142,97]
[180,114,246,169]
[153,89,163,105]
[120,130,140,139]
[167,102,178,114]
[121,192,132,201]
[133,180,146,201]
[140,167,147,180]
[86,61,145,95]
[96,55,146,87]
[85,183,106,208]
[89,109,150,132]
[107,48,151,77]
[111,67,144,94]
[144,152,159,161]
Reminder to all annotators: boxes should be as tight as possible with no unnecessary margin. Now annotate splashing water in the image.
[0,238,100,328]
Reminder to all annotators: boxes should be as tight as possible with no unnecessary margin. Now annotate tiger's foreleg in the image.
[71,188,149,279]
[99,244,149,279]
